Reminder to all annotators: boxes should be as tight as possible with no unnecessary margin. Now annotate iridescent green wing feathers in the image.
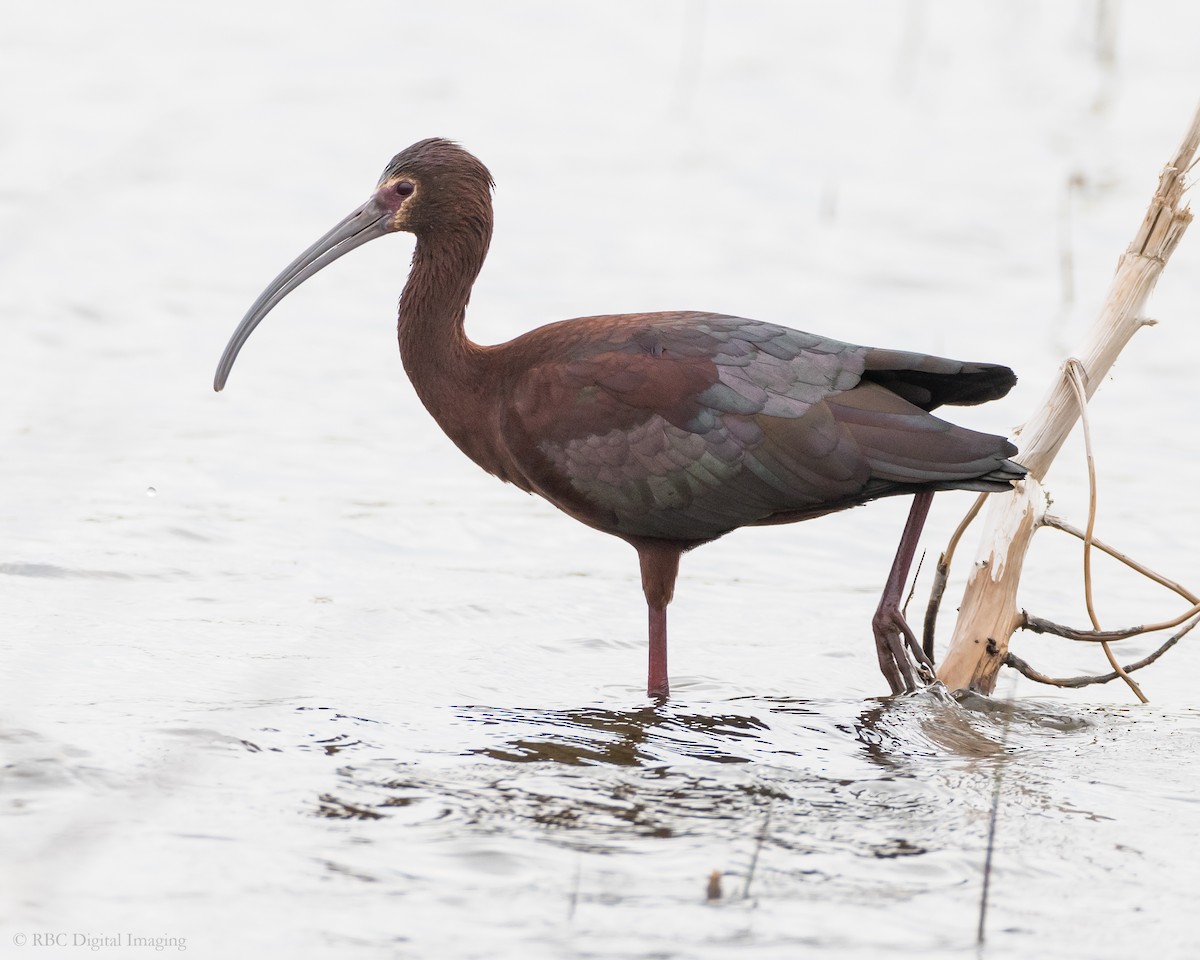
[502,312,1019,540]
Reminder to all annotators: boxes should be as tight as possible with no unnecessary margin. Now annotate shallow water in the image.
[4,2,1200,957]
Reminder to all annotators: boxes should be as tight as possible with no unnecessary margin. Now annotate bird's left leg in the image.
[872,490,936,694]
[636,541,682,700]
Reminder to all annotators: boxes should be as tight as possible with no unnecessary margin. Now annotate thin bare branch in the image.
[1041,515,1199,603]
[1022,603,1200,642]
[922,492,988,660]
[903,550,925,619]
[939,101,1200,693]
[1006,613,1199,688]
[1064,361,1100,631]
[741,802,772,901]
[1065,359,1147,701]
[977,679,1017,945]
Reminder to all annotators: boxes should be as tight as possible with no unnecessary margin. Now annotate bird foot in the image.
[872,603,935,695]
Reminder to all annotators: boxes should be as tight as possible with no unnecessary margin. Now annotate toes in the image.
[877,645,905,694]
[876,631,918,693]
[874,612,931,694]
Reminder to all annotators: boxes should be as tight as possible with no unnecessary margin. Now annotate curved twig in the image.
[1022,604,1200,642]
[1041,515,1199,603]
[922,492,988,660]
[1006,613,1200,688]
[1064,359,1147,701]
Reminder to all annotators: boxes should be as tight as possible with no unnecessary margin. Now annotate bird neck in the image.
[397,227,508,478]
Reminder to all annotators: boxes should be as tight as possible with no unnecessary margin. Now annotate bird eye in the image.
[395,180,415,197]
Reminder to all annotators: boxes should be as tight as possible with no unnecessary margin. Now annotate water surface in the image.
[4,2,1200,957]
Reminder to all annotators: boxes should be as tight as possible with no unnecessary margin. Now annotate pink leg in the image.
[872,491,936,694]
[635,540,682,700]
[648,605,669,699]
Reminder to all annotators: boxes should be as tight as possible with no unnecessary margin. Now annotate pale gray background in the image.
[4,3,1200,958]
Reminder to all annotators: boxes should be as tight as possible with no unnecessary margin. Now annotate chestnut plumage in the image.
[216,138,1025,698]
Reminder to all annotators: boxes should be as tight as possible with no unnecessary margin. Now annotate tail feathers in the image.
[967,456,1027,489]
[859,457,1024,502]
[829,383,1026,494]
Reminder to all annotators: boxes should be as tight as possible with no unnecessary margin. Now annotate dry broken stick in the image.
[922,492,987,661]
[936,101,1200,695]
[923,358,1197,699]
[1042,515,1199,604]
[1006,613,1200,689]
[1063,359,1146,701]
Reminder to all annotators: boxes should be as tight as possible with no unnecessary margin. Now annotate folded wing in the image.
[501,312,1020,541]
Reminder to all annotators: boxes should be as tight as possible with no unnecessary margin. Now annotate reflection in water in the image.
[848,687,1092,770]
[311,687,1095,888]
[229,689,1145,958]
[464,704,771,766]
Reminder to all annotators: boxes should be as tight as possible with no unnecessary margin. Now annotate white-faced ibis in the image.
[215,138,1024,699]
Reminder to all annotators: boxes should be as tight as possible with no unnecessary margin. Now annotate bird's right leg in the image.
[872,491,937,694]
[636,541,682,700]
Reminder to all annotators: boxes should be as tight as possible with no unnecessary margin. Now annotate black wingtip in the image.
[865,363,1018,410]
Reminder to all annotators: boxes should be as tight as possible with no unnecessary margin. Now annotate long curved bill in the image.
[214,199,391,391]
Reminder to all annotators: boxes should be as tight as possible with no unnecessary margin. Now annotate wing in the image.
[499,312,1018,542]
[860,347,1017,409]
